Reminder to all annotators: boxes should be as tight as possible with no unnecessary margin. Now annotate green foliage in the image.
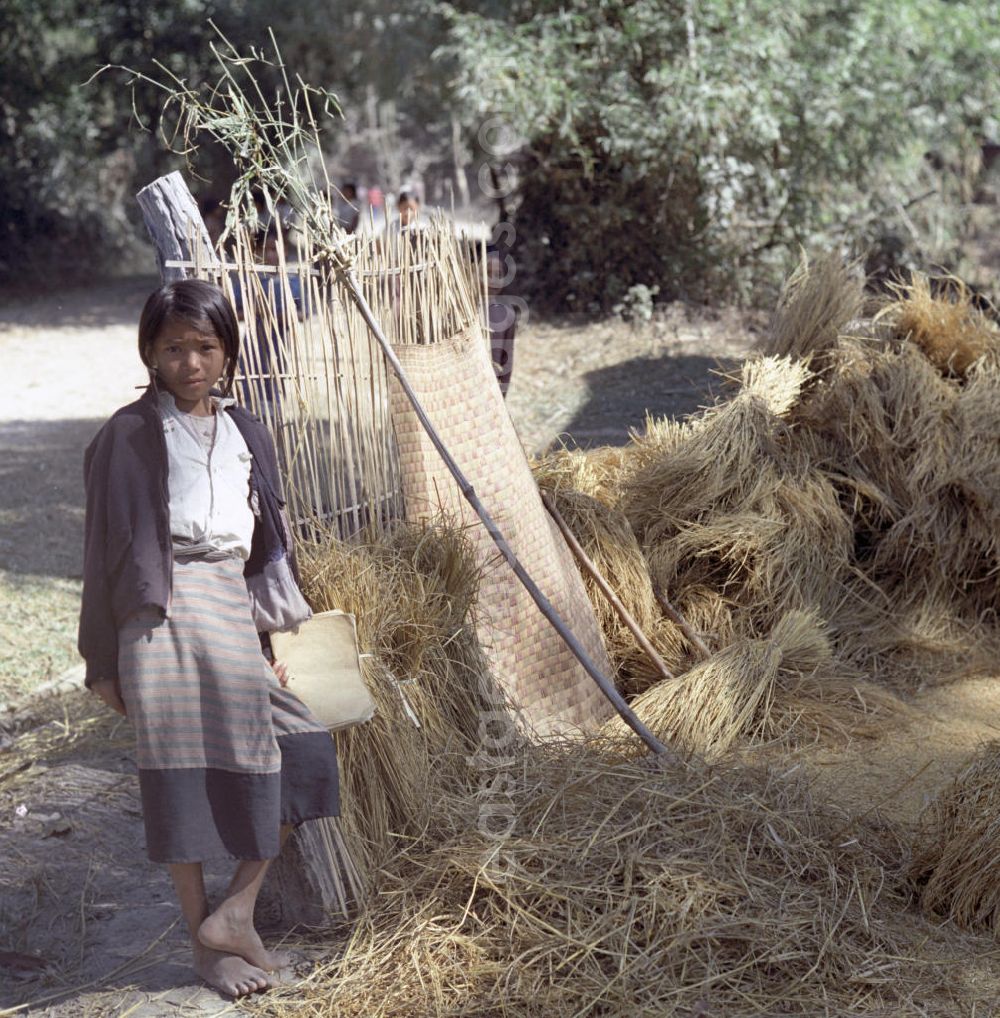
[613,283,660,324]
[0,0,452,284]
[3,0,998,303]
[441,0,1000,308]
[0,0,227,281]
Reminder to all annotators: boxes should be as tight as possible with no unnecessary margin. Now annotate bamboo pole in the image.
[653,584,713,661]
[541,491,677,684]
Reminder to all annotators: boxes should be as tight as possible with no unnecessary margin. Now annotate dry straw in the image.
[532,471,687,692]
[533,258,1000,696]
[600,610,898,759]
[911,740,1000,935]
[296,517,501,885]
[244,742,933,1017]
[764,251,866,364]
[622,356,853,641]
[877,272,1000,378]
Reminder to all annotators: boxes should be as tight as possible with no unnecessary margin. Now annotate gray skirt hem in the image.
[139,730,340,864]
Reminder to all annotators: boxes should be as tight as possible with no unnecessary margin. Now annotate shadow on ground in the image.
[0,419,107,578]
[0,275,159,330]
[558,352,743,449]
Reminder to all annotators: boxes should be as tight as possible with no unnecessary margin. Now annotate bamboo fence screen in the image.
[184,213,490,539]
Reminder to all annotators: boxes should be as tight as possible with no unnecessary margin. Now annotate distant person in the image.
[486,242,516,397]
[396,190,422,231]
[335,182,361,234]
[366,186,386,233]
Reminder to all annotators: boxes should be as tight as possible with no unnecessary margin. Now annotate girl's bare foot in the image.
[198,903,291,972]
[192,942,270,997]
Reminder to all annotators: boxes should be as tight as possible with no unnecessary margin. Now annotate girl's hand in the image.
[271,660,290,688]
[91,679,126,716]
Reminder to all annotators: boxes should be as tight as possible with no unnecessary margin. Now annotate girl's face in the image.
[149,317,227,414]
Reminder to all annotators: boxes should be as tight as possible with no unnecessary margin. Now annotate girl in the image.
[78,278,339,998]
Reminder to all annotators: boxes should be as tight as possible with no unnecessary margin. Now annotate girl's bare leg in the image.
[168,862,271,997]
[197,825,294,971]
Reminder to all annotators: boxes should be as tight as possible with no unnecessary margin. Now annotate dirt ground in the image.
[0,278,155,705]
[4,277,1000,1014]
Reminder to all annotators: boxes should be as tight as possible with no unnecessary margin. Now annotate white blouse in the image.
[158,391,255,559]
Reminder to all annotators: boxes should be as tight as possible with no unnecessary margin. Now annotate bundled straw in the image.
[531,445,631,507]
[621,357,852,639]
[623,388,780,550]
[879,273,1000,378]
[764,252,866,364]
[601,610,897,758]
[791,329,1000,678]
[911,741,1000,935]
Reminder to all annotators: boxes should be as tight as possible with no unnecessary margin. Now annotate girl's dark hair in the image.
[138,279,240,396]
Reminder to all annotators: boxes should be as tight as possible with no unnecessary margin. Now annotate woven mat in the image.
[388,328,614,736]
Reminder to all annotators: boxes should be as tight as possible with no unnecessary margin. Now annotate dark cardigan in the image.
[78,386,294,689]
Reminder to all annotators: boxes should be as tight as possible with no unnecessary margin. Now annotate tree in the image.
[440,0,1000,308]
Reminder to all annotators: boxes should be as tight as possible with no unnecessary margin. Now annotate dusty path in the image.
[0,278,155,704]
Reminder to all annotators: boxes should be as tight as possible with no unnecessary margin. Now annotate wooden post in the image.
[136,172,359,926]
[136,171,219,282]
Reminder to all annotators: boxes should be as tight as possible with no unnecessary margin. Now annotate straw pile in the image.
[621,356,855,642]
[533,262,1000,707]
[298,518,505,884]
[284,517,924,1016]
[247,740,935,1017]
[910,740,1000,935]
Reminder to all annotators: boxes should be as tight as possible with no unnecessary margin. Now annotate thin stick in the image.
[541,491,677,683]
[339,269,669,756]
[653,584,713,661]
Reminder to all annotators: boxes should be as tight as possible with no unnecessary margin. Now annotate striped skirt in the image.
[117,556,340,864]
